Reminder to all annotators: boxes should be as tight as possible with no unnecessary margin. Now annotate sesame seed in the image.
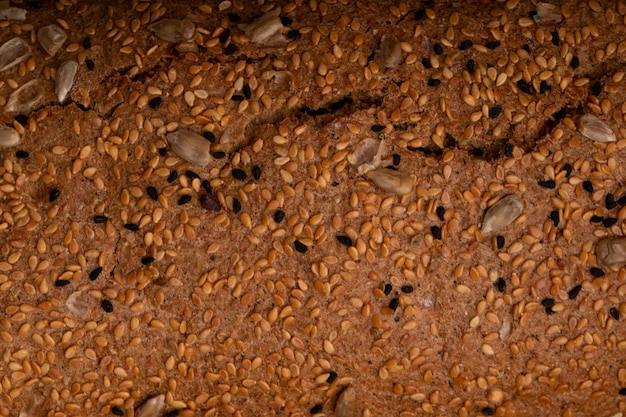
[14,114,28,125]
[550,31,559,46]
[252,165,261,180]
[294,240,308,253]
[89,267,103,281]
[541,298,555,308]
[619,195,626,206]
[414,9,426,20]
[459,40,473,50]
[147,186,158,201]
[466,59,475,72]
[231,94,245,102]
[590,215,604,223]
[517,79,536,95]
[111,406,124,416]
[287,30,301,40]
[609,307,620,320]
[383,283,392,295]
[310,404,322,414]
[101,299,113,313]
[148,96,162,109]
[94,215,108,224]
[401,285,414,294]
[539,80,550,94]
[82,36,91,49]
[366,50,376,64]
[389,297,399,311]
[326,371,338,383]
[199,194,221,211]
[562,163,572,177]
[336,235,353,247]
[589,267,605,277]
[54,279,70,287]
[201,179,212,194]
[488,106,502,119]
[538,180,556,189]
[504,143,513,157]
[232,168,247,180]
[495,277,506,292]
[602,217,618,227]
[568,285,582,299]
[167,170,179,183]
[141,256,154,266]
[232,198,241,213]
[49,188,61,202]
[124,223,139,231]
[619,388,626,395]
[85,59,95,70]
[571,56,580,69]
[227,13,241,23]
[16,150,29,158]
[225,43,238,55]
[591,82,602,96]
[496,235,505,249]
[165,411,179,417]
[273,210,285,223]
[392,154,401,166]
[545,306,555,315]
[219,28,231,43]
[431,225,442,240]
[243,84,251,99]
[605,193,617,209]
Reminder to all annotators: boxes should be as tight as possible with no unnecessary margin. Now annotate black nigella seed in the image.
[83,36,91,49]
[294,240,308,253]
[459,40,473,50]
[482,406,495,416]
[227,13,241,22]
[158,147,167,156]
[148,96,162,109]
[568,284,582,299]
[541,298,555,308]
[326,371,338,383]
[252,165,261,180]
[550,31,559,46]
[496,277,506,292]
[178,195,192,205]
[591,81,602,96]
[620,388,626,395]
[213,151,226,159]
[563,163,573,177]
[287,29,301,40]
[274,209,285,223]
[383,283,392,295]
[225,43,238,55]
[147,186,158,201]
[336,235,353,247]
[389,297,399,311]
[85,59,95,70]
[539,80,549,94]
[504,143,513,157]
[392,153,401,166]
[165,411,179,417]
[124,223,139,231]
[167,170,179,183]
[49,188,60,202]
[111,405,124,416]
[219,28,231,43]
[401,285,414,294]
[55,279,70,287]
[279,16,292,25]
[14,114,28,125]
[89,267,103,281]
[185,170,199,180]
[203,131,216,142]
[488,106,502,119]
[590,215,604,223]
[231,94,245,102]
[94,215,108,224]
[516,79,536,95]
[243,84,252,99]
[428,78,441,87]
[571,56,579,69]
[603,217,618,227]
[496,235,505,249]
[414,9,426,20]
[310,404,323,414]
[549,210,560,227]
[199,194,220,211]
[101,299,114,313]
[141,256,154,266]
[619,195,626,206]
[467,59,475,73]
[232,198,241,213]
[431,225,442,240]
[522,44,531,53]
[422,57,432,69]
[371,124,385,132]
[590,267,605,277]
[610,307,620,320]
[545,306,555,315]
[605,193,617,209]
[486,40,501,50]
[436,205,445,221]
[433,43,443,55]
[538,180,556,189]
[232,168,247,180]
[16,150,29,158]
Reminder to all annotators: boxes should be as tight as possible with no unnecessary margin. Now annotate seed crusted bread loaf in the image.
[1,1,626,417]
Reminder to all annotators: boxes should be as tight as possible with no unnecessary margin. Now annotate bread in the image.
[1,1,626,416]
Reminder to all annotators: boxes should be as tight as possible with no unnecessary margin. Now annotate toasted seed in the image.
[166,129,212,166]
[0,37,32,72]
[481,194,524,234]
[38,24,67,56]
[0,125,21,149]
[596,237,626,267]
[136,394,165,417]
[365,168,414,195]
[148,19,195,43]
[245,10,284,44]
[579,114,616,143]
[6,79,44,113]
[380,34,402,68]
[335,387,357,417]
[56,60,78,103]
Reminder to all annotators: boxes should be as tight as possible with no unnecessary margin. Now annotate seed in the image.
[0,37,32,72]
[582,181,593,193]
[365,168,414,195]
[177,195,192,205]
[542,298,555,308]
[252,165,261,180]
[327,371,338,383]
[203,131,216,142]
[606,193,617,210]
[571,56,580,68]
[141,256,154,265]
[579,114,616,143]
[38,24,67,56]
[94,215,108,224]
[0,125,21,149]
[147,186,158,201]
[495,277,506,292]
[232,198,241,213]
[336,235,353,247]
[620,388,626,395]
[486,41,501,49]
[401,285,414,294]
[609,307,620,320]
[371,124,385,132]
[273,210,285,223]
[85,59,95,70]
[54,279,70,287]
[213,151,226,159]
[433,43,443,55]
[199,194,221,211]
[56,60,78,103]
[83,37,91,49]
[49,189,61,202]
[16,150,29,158]
[124,223,139,231]
[383,283,392,295]
[549,210,559,227]
[482,407,495,416]
[431,225,442,240]
[414,9,426,20]
[389,298,399,311]
[590,267,605,277]
[481,194,524,234]
[111,406,124,416]
[489,106,502,119]
[381,34,402,68]
[101,299,114,313]
[428,78,441,87]
[294,240,308,253]
[335,387,356,417]
[245,11,284,44]
[590,215,604,224]
[148,19,195,43]
[232,168,247,180]
[6,79,44,113]
[496,235,505,249]
[310,404,323,414]
[603,217,618,227]
[536,2,562,23]
[459,40,473,50]
[516,79,536,95]
[136,395,165,417]
[148,96,162,109]
[167,171,179,183]
[166,129,213,166]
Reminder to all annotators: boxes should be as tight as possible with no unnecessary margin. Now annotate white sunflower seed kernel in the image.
[136,394,165,417]
[245,10,285,44]
[0,124,21,149]
[596,237,626,268]
[380,34,402,68]
[365,168,414,195]
[6,79,44,113]
[38,24,67,56]
[481,194,524,234]
[148,19,195,43]
[579,114,616,143]
[56,60,78,103]
[166,129,212,166]
[535,3,562,23]
[0,37,31,72]
[335,386,358,417]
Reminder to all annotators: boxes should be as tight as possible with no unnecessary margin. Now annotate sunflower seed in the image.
[0,37,31,72]
[6,79,44,113]
[579,114,616,143]
[0,125,20,149]
[148,19,195,43]
[245,10,284,44]
[335,387,358,417]
[38,24,67,56]
[347,138,385,175]
[380,34,402,68]
[136,394,165,417]
[166,129,212,166]
[481,194,524,234]
[535,3,562,23]
[365,168,414,195]
[595,237,626,268]
[56,60,78,103]
[0,5,27,21]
